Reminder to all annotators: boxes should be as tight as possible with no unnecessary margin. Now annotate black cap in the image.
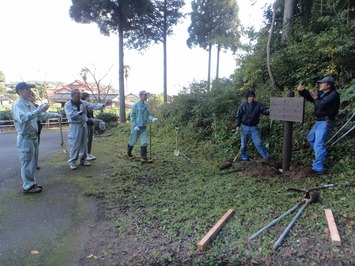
[15,82,36,94]
[245,90,256,99]
[316,77,335,84]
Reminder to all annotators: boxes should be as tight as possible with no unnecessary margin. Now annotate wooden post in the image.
[197,209,234,251]
[282,91,294,172]
[325,209,341,246]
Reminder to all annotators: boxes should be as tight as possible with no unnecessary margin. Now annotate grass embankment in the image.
[92,124,355,265]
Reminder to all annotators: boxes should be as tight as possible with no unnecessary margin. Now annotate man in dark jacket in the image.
[236,90,270,161]
[297,76,340,174]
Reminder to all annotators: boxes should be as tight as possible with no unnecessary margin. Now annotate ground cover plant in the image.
[83,123,355,265]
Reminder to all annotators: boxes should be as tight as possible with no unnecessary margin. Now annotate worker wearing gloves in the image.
[297,76,340,174]
[128,90,158,163]
[65,88,111,170]
[12,82,61,193]
[236,90,270,161]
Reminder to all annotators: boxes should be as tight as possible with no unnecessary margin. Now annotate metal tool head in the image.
[174,150,180,156]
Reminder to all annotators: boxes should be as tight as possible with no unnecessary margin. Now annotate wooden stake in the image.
[324,209,341,246]
[197,209,235,251]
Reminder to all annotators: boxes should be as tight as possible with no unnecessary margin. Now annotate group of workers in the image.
[12,75,339,194]
[235,76,339,175]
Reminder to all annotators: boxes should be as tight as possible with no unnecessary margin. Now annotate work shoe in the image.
[86,154,96,161]
[34,184,43,189]
[140,146,153,163]
[80,161,91,166]
[23,185,42,194]
[127,144,134,159]
[70,164,77,170]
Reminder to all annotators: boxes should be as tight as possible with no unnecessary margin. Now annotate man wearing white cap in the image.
[297,76,340,174]
[128,90,158,163]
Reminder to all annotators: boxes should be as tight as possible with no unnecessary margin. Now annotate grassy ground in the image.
[88,124,355,265]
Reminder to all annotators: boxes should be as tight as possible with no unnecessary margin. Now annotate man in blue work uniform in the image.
[12,82,60,193]
[297,77,340,174]
[65,88,111,170]
[127,90,158,163]
[236,90,270,161]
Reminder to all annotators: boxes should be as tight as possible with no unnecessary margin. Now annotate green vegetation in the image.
[89,124,355,264]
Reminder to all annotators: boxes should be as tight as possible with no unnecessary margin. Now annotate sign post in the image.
[270,92,304,172]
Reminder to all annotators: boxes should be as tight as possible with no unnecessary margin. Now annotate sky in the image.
[0,0,273,95]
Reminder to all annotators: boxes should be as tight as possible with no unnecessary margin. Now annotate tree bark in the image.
[267,3,283,92]
[118,4,126,123]
[163,0,168,103]
[207,43,212,92]
[216,44,220,80]
[282,0,296,43]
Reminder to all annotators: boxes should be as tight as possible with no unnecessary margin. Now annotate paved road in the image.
[0,129,96,264]
[0,129,68,193]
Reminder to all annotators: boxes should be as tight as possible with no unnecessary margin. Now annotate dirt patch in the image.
[220,159,319,182]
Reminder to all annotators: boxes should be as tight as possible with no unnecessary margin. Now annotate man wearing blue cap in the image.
[127,90,158,163]
[297,76,340,174]
[12,82,61,193]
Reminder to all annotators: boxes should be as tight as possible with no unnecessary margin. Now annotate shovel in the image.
[174,127,194,164]
[57,107,67,154]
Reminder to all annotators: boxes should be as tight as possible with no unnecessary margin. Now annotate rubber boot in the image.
[127,144,134,159]
[140,146,153,163]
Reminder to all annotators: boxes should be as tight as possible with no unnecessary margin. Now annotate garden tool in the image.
[327,112,355,145]
[57,107,67,154]
[149,123,152,159]
[288,182,350,198]
[330,125,354,145]
[249,192,319,250]
[174,127,194,164]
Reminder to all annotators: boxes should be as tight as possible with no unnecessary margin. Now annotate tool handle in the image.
[249,202,302,240]
[273,201,308,250]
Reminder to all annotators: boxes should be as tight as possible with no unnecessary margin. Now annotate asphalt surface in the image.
[0,129,96,264]
[0,129,68,193]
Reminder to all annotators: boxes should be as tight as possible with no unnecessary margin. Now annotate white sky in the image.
[0,0,273,95]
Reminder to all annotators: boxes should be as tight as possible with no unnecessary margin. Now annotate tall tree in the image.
[70,0,155,123]
[187,0,240,90]
[145,0,185,103]
[282,0,296,43]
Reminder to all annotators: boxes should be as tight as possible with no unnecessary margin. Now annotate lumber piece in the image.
[197,208,235,251]
[324,209,341,246]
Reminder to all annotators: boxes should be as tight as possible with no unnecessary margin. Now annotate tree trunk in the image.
[207,43,212,92]
[163,0,167,103]
[267,3,283,92]
[118,4,126,123]
[215,44,220,80]
[282,0,296,43]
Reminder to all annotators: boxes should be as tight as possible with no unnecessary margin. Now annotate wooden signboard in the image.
[270,97,305,123]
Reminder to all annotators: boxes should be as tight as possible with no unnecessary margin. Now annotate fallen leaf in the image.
[86,254,98,259]
[31,250,39,255]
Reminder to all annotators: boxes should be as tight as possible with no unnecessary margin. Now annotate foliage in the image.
[95,112,119,124]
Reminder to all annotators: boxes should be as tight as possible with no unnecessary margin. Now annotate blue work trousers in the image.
[68,124,87,165]
[307,121,334,173]
[240,125,269,160]
[129,126,148,147]
[17,137,38,190]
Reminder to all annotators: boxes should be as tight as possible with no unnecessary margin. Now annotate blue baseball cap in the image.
[15,82,36,94]
[316,77,335,84]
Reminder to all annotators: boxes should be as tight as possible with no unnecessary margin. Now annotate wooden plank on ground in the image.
[197,208,235,251]
[325,209,341,246]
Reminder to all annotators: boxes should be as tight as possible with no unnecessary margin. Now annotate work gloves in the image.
[134,126,140,131]
[152,118,158,123]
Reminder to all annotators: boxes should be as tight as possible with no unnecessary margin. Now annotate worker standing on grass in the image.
[235,90,270,161]
[65,88,111,170]
[297,77,340,175]
[127,90,158,163]
[12,82,61,194]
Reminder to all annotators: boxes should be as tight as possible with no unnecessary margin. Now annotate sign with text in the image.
[270,97,305,123]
